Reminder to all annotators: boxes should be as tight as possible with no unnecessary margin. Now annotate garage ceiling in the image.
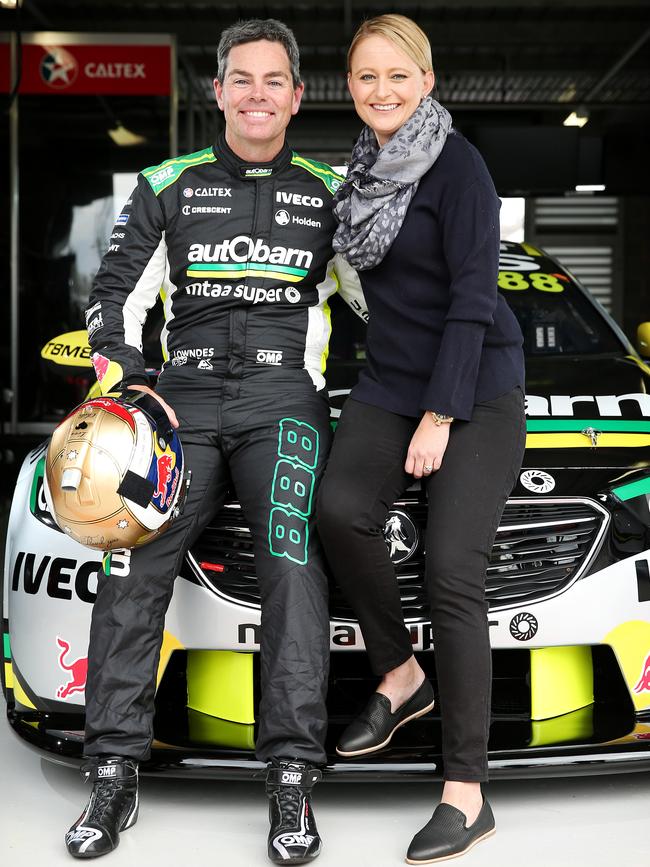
[4,0,650,188]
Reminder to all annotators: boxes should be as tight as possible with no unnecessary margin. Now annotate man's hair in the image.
[216,19,301,88]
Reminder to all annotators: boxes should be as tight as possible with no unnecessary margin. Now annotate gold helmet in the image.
[43,392,187,550]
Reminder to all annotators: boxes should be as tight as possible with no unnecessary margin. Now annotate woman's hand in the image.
[405,413,450,478]
[128,384,179,429]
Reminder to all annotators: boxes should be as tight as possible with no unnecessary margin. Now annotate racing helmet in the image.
[43,391,187,551]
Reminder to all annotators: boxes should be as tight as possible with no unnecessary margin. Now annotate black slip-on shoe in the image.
[65,756,139,858]
[405,798,496,864]
[266,758,323,864]
[336,679,435,757]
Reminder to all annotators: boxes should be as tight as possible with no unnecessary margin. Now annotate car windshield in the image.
[497,243,624,356]
[329,242,625,363]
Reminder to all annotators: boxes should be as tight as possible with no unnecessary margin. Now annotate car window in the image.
[498,243,623,356]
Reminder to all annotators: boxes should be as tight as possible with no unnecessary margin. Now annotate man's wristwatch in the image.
[429,411,454,426]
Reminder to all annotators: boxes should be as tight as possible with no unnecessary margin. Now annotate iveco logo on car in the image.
[11,551,100,603]
[276,191,323,208]
[188,237,313,269]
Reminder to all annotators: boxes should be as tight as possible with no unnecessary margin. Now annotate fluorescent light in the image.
[0,1,19,8]
[563,108,589,128]
[108,123,147,147]
[575,184,606,192]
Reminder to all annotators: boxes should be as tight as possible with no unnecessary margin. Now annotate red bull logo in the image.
[633,653,650,694]
[56,636,88,700]
[154,453,174,504]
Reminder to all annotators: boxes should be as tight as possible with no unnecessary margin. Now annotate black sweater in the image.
[351,130,525,421]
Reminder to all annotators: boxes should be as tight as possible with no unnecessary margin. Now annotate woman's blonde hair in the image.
[347,14,433,74]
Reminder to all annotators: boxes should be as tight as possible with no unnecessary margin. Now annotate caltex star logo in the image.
[40,46,79,89]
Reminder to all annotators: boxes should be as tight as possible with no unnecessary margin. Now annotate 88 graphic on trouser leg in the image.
[268,419,320,565]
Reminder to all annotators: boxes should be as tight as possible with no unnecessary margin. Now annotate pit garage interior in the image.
[1,2,649,865]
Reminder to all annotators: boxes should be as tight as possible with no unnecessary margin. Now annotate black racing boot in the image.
[266,758,323,864]
[65,756,139,858]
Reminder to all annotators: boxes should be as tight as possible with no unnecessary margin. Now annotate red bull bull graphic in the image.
[149,441,181,513]
[633,652,650,694]
[56,636,88,700]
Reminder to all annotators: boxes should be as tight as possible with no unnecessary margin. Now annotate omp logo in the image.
[256,350,283,365]
[97,765,117,778]
[526,393,650,417]
[276,191,323,208]
[281,772,302,784]
[187,236,312,283]
[150,166,174,186]
[278,834,315,846]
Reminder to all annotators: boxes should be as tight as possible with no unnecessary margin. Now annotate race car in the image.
[3,240,650,779]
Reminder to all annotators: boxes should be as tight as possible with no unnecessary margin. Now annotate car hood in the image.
[518,353,650,496]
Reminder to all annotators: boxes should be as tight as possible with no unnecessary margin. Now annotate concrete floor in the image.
[1,716,649,867]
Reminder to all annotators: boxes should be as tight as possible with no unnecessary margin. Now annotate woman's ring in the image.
[424,464,433,472]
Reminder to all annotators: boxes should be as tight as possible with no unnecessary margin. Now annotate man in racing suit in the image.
[65,19,366,864]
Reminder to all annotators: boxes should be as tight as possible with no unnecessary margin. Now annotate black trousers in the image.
[317,389,526,781]
[84,371,332,765]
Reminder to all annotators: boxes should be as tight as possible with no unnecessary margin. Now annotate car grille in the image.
[186,497,609,617]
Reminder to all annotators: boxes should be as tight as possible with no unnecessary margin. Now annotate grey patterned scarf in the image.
[333,97,453,270]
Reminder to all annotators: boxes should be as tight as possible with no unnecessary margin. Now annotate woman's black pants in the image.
[317,388,526,781]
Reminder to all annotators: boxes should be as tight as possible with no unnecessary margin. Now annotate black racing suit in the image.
[83,133,366,764]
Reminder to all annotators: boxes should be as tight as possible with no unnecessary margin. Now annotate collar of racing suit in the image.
[214,131,293,179]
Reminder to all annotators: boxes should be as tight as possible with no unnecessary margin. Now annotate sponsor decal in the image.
[519,469,556,494]
[65,828,103,851]
[275,209,290,226]
[383,510,418,564]
[43,340,92,362]
[330,179,341,191]
[242,167,273,178]
[107,243,120,253]
[525,394,650,417]
[115,213,129,226]
[281,771,302,784]
[12,551,100,603]
[86,313,103,336]
[197,359,213,370]
[181,205,232,216]
[184,281,301,305]
[102,549,131,578]
[86,62,145,79]
[40,47,79,89]
[117,519,129,529]
[256,350,283,366]
[56,636,88,699]
[154,454,174,504]
[509,612,539,641]
[97,765,118,777]
[633,653,650,694]
[85,301,101,323]
[91,352,110,382]
[150,166,174,186]
[185,186,232,198]
[187,236,313,282]
[276,191,323,208]
[292,215,321,228]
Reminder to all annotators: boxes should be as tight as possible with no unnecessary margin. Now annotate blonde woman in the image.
[317,14,526,864]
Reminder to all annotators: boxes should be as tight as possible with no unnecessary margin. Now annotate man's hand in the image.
[128,384,179,429]
[405,413,450,478]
